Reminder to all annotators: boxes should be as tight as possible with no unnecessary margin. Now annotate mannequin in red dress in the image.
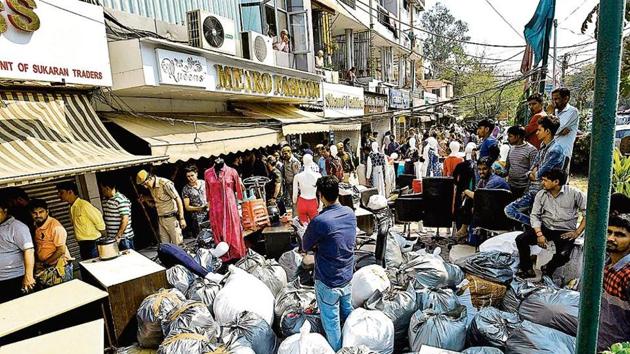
[205,158,246,261]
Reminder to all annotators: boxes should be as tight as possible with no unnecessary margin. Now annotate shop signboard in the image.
[0,0,112,86]
[212,63,321,100]
[423,91,438,113]
[322,82,364,118]
[364,93,388,114]
[389,89,410,109]
[156,49,207,88]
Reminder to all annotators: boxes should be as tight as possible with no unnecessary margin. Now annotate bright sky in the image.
[425,0,600,77]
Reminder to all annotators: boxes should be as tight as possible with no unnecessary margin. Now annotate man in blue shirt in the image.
[476,119,498,163]
[505,115,567,226]
[456,157,510,241]
[302,175,356,351]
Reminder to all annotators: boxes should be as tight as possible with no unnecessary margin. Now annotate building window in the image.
[240,0,308,54]
[241,0,265,33]
[339,0,356,9]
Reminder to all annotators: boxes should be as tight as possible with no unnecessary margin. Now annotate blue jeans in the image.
[504,191,536,226]
[118,238,135,251]
[78,240,98,260]
[315,280,353,351]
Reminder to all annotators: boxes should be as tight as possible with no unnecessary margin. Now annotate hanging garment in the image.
[205,165,246,262]
[368,151,387,196]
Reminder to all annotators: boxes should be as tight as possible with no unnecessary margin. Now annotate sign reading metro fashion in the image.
[0,0,112,86]
[214,64,320,99]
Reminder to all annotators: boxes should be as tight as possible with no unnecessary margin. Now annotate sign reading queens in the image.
[0,0,112,86]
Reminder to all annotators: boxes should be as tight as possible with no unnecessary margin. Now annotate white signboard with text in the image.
[0,0,112,86]
[156,49,207,88]
[323,82,365,118]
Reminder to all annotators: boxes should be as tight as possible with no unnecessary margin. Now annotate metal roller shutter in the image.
[22,177,81,261]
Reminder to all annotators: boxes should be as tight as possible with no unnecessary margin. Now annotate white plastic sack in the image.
[213,266,275,326]
[342,308,394,354]
[351,265,391,308]
[479,231,520,255]
[278,322,335,354]
[367,195,388,210]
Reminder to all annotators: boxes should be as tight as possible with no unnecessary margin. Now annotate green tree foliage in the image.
[582,2,630,97]
[421,3,524,120]
[420,2,472,93]
[564,63,595,110]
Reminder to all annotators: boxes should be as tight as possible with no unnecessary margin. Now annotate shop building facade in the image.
[0,0,163,260]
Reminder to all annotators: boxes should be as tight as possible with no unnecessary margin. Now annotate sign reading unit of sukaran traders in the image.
[0,0,112,86]
[214,64,320,99]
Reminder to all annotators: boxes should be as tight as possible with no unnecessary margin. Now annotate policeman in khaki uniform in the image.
[136,170,186,245]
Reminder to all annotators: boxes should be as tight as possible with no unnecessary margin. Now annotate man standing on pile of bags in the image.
[303,175,357,351]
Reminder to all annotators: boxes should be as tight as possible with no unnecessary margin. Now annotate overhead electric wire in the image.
[341,0,603,51]
[482,0,524,40]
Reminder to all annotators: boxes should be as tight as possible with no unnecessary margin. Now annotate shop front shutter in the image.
[22,177,81,261]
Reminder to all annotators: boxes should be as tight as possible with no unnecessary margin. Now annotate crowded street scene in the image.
[0,0,629,353]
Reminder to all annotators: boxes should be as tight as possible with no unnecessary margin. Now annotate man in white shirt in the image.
[552,87,579,159]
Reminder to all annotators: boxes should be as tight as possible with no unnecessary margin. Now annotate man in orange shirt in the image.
[524,93,546,149]
[30,199,73,288]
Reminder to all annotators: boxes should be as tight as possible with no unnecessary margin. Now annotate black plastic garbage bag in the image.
[410,283,460,313]
[501,276,558,313]
[462,347,505,354]
[274,280,316,318]
[186,278,222,314]
[279,305,324,337]
[166,265,197,294]
[518,288,579,336]
[385,230,405,268]
[235,249,267,272]
[137,288,186,348]
[161,300,220,340]
[249,260,288,296]
[221,311,279,354]
[455,251,515,284]
[467,307,522,349]
[279,249,302,282]
[337,346,378,354]
[408,305,467,352]
[355,251,377,271]
[195,248,223,273]
[364,288,416,352]
[505,320,576,354]
[397,251,464,289]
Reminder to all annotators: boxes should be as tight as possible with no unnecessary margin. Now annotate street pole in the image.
[576,0,626,353]
[552,19,558,87]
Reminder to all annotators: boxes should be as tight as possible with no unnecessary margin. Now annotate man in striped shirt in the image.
[100,180,134,250]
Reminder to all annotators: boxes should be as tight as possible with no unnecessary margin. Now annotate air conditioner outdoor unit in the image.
[187,10,237,56]
[241,31,275,66]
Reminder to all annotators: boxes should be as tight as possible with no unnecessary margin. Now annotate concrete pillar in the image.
[380,47,392,82]
[398,57,405,87]
[345,29,354,71]
[80,172,103,212]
